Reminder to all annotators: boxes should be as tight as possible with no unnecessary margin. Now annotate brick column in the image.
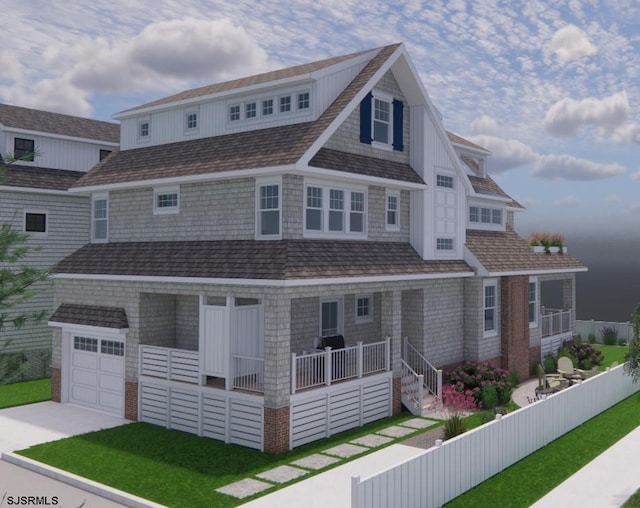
[500,276,530,379]
[125,381,138,421]
[264,407,290,454]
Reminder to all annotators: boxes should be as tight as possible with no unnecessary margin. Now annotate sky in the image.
[1,0,639,243]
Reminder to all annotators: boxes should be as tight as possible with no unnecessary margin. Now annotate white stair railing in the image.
[401,359,424,416]
[402,337,442,401]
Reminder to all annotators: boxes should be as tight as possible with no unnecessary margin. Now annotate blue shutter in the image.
[393,99,404,151]
[359,92,372,144]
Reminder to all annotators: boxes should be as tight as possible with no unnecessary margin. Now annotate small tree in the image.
[624,303,640,383]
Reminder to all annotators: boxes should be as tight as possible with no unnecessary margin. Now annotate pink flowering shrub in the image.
[446,361,516,406]
[442,385,478,440]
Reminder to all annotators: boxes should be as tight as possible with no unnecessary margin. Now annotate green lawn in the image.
[445,391,640,507]
[594,344,628,370]
[0,378,51,409]
[18,414,440,508]
[623,488,640,507]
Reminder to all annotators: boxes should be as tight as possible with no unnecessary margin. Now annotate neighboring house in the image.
[48,43,586,453]
[0,104,119,380]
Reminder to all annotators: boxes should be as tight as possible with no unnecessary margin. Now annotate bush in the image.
[619,338,628,347]
[601,326,619,346]
[446,361,516,406]
[506,371,520,388]
[480,385,498,409]
[588,333,597,344]
[562,337,604,370]
[543,353,557,373]
[444,415,467,440]
[442,384,478,440]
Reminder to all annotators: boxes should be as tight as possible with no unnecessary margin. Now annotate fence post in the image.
[167,348,172,381]
[351,475,361,508]
[325,347,332,386]
[291,353,297,394]
[385,337,391,372]
[357,341,363,378]
[437,369,443,401]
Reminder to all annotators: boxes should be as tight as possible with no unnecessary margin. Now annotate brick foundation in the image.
[125,381,138,421]
[392,377,402,415]
[528,345,542,377]
[264,406,290,454]
[51,367,61,403]
[500,276,530,380]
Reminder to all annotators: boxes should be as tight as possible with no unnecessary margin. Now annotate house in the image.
[0,104,119,380]
[47,43,586,453]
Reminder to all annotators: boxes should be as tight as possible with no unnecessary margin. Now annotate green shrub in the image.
[563,337,604,369]
[588,333,597,344]
[601,325,619,346]
[444,415,467,440]
[480,385,498,409]
[446,361,516,405]
[543,353,557,373]
[619,338,628,347]
[506,371,520,387]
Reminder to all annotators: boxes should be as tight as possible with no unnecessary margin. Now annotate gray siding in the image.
[282,174,303,239]
[464,278,501,361]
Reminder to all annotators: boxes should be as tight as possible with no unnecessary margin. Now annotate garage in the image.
[69,336,125,415]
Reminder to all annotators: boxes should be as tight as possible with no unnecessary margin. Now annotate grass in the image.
[444,391,640,507]
[0,378,51,409]
[594,344,628,371]
[18,414,440,508]
[623,488,640,507]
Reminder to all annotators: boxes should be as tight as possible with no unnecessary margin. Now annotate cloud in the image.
[556,195,581,207]
[0,49,23,82]
[470,115,499,135]
[70,18,267,95]
[533,154,625,180]
[544,91,629,137]
[550,25,596,63]
[468,135,538,174]
[605,194,618,203]
[611,123,640,144]
[631,170,640,180]
[513,196,541,207]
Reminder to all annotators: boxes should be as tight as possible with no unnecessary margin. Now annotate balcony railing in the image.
[540,308,572,338]
[290,338,391,394]
[232,355,264,393]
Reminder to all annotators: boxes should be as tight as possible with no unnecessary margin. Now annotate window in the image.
[529,278,538,326]
[74,336,98,352]
[386,191,399,230]
[279,96,291,113]
[14,138,34,161]
[92,195,108,242]
[153,187,180,215]
[229,105,240,121]
[436,238,454,250]
[99,149,112,161]
[139,121,149,138]
[262,99,273,116]
[186,112,198,130]
[484,282,497,335]
[373,97,391,144]
[469,205,504,227]
[304,183,367,236]
[245,102,257,119]
[24,212,46,234]
[469,206,479,223]
[355,295,372,324]
[360,91,404,151]
[481,208,491,223]
[298,92,310,110]
[258,182,280,237]
[437,175,454,188]
[320,298,342,337]
[492,209,502,225]
[101,340,124,356]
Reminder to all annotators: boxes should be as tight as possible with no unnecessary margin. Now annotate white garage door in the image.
[70,336,125,416]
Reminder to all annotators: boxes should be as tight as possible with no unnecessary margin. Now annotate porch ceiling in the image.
[56,239,471,280]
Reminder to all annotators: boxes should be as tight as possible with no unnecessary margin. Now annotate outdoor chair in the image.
[536,364,563,396]
[557,356,586,380]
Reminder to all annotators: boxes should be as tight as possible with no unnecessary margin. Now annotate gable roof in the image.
[0,104,119,143]
[1,166,85,191]
[468,174,523,208]
[55,239,472,281]
[447,131,489,153]
[73,44,402,190]
[49,303,129,329]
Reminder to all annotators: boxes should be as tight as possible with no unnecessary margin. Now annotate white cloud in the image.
[533,154,625,180]
[470,115,499,135]
[631,170,640,180]
[556,195,581,207]
[611,123,640,144]
[513,196,541,207]
[544,91,629,137]
[0,49,23,82]
[550,25,597,63]
[468,135,538,174]
[605,194,619,203]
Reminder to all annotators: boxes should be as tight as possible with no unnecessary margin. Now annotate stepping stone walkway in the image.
[215,417,438,499]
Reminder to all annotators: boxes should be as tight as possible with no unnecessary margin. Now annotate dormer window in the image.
[245,102,257,119]
[469,205,503,227]
[279,96,291,113]
[262,99,273,116]
[359,90,404,151]
[15,138,35,161]
[229,105,241,121]
[139,121,149,139]
[186,112,198,130]
[298,92,310,110]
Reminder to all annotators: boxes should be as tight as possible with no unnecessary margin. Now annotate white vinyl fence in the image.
[352,365,639,508]
[575,320,632,342]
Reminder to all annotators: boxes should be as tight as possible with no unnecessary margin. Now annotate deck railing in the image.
[400,359,424,415]
[232,355,264,393]
[291,338,391,394]
[139,345,199,384]
[403,338,442,400]
[541,308,572,338]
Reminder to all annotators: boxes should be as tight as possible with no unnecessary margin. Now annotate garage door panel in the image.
[73,352,98,369]
[72,368,98,387]
[100,373,123,392]
[71,385,98,405]
[100,356,124,375]
[99,391,124,411]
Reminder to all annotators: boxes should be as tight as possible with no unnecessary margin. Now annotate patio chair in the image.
[536,364,562,393]
[557,356,586,380]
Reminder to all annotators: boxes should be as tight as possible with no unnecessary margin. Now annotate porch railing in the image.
[291,338,391,394]
[541,308,572,338]
[232,355,264,393]
[139,345,199,384]
[400,359,424,415]
[402,338,442,401]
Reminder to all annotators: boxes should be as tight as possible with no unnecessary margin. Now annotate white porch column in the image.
[380,290,402,376]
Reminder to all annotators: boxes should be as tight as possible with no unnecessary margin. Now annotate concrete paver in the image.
[399,417,435,429]
[216,478,273,499]
[376,425,416,438]
[322,443,368,458]
[256,465,308,483]
[350,434,393,447]
[290,453,340,470]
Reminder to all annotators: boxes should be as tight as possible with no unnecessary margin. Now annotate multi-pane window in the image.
[386,193,399,230]
[329,189,344,232]
[262,99,273,116]
[259,183,280,236]
[245,102,257,119]
[298,92,310,110]
[436,238,454,250]
[350,191,365,233]
[469,205,503,227]
[139,122,149,138]
[469,206,479,223]
[154,187,179,214]
[14,138,35,161]
[355,295,372,324]
[492,209,502,224]
[229,105,240,121]
[74,336,98,352]
[484,283,497,334]
[306,186,323,231]
[481,208,491,223]
[25,212,46,233]
[320,299,341,337]
[373,98,391,144]
[436,175,454,188]
[92,196,108,242]
[529,280,537,324]
[101,340,124,356]
[279,96,291,113]
[186,112,198,129]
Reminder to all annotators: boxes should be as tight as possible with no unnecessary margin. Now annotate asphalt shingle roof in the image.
[468,174,523,209]
[50,303,129,329]
[465,229,586,274]
[1,166,84,191]
[56,240,472,280]
[0,104,119,143]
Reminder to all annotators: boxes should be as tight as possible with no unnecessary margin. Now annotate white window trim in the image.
[436,237,455,251]
[303,180,367,239]
[371,89,394,150]
[355,294,373,324]
[23,209,48,237]
[468,200,505,231]
[278,94,292,114]
[138,119,150,141]
[91,193,108,243]
[483,279,498,338]
[256,177,282,240]
[153,185,180,215]
[385,190,400,231]
[229,104,241,122]
[436,174,454,189]
[529,276,538,328]
[185,110,198,133]
[245,101,257,119]
[226,88,312,127]
[319,297,344,338]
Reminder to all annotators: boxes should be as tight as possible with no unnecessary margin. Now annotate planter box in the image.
[531,246,568,254]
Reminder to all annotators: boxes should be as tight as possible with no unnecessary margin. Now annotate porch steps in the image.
[420,393,444,418]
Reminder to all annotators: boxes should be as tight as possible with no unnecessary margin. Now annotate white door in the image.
[202,305,229,377]
[233,304,263,359]
[69,336,125,416]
